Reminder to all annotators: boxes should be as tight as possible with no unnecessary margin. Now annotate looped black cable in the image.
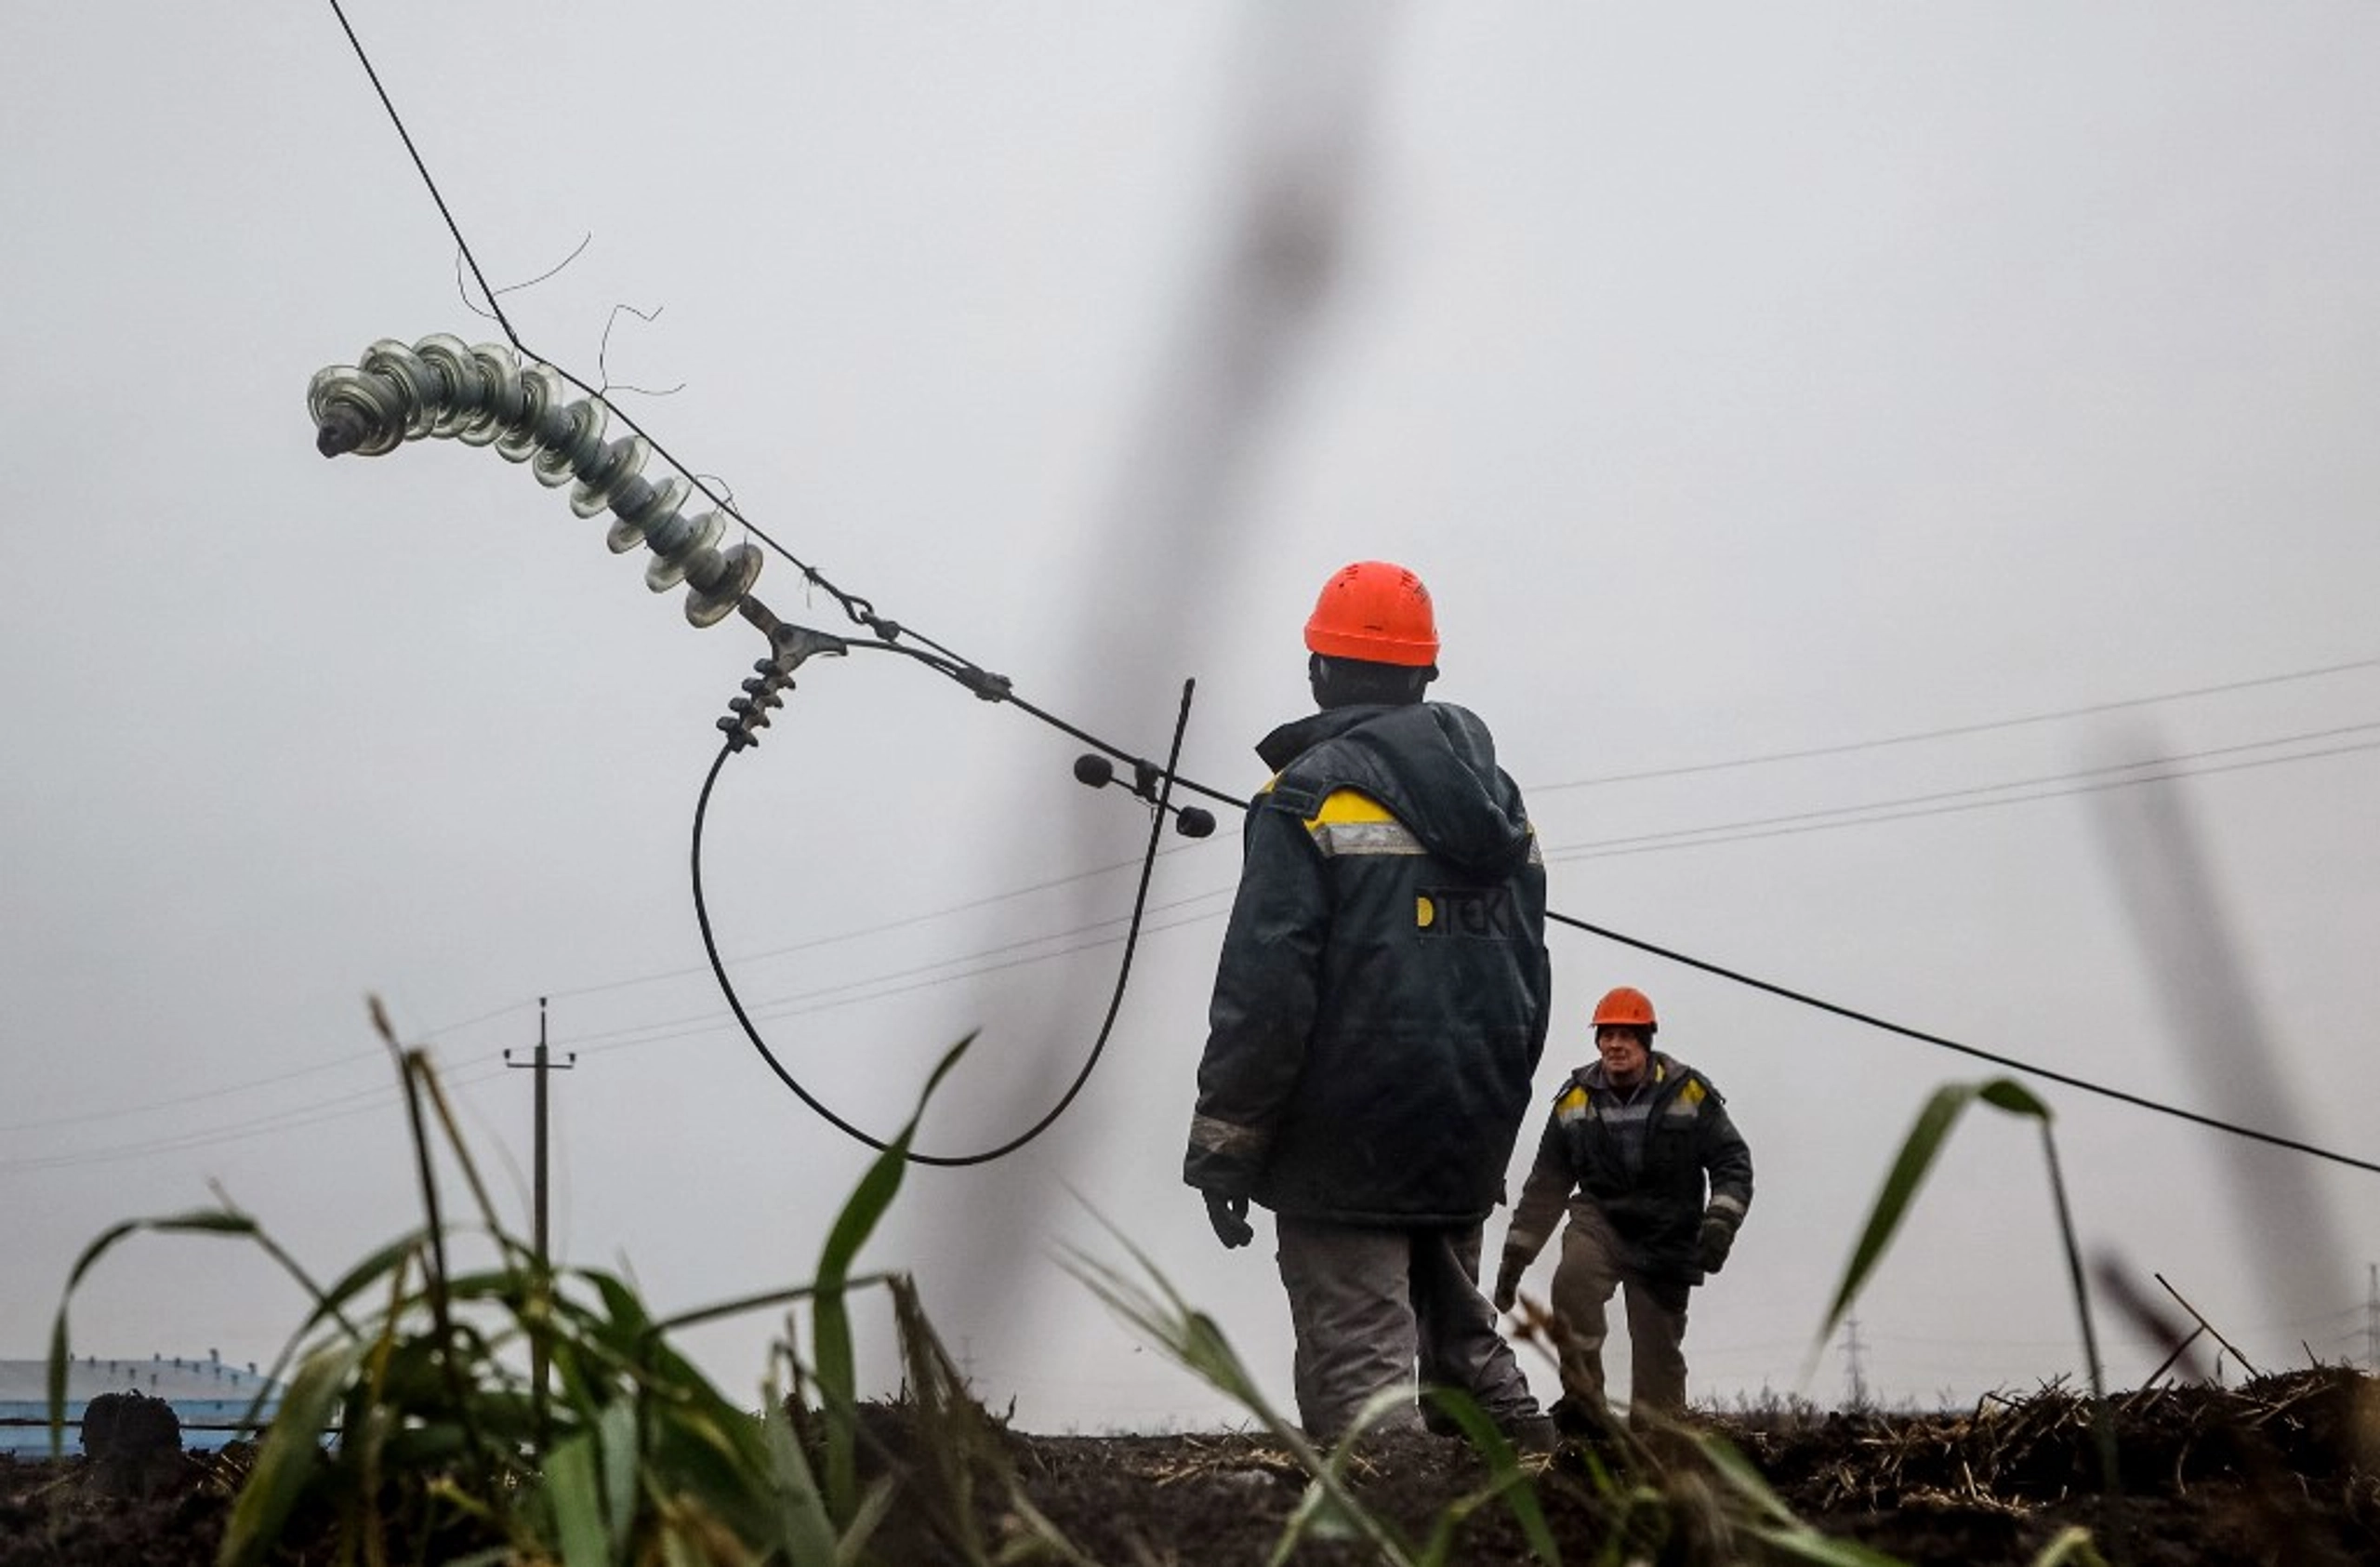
[691,677,1199,1166]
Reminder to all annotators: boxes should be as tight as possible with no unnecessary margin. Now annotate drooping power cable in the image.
[1546,909,2380,1177]
[689,679,1200,1166]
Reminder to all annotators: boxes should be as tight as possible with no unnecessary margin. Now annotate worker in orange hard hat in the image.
[1494,987,1754,1430]
[1184,561,1555,1448]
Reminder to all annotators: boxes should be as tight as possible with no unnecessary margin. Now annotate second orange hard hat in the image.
[1592,986,1658,1033]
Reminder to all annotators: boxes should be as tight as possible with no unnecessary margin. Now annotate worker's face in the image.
[1596,1026,1651,1088]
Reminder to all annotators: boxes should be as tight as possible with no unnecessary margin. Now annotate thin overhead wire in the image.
[404,706,2376,1044]
[0,1061,513,1174]
[487,840,1207,1017]
[0,1053,386,1135]
[416,713,2376,1047]
[559,888,1234,1059]
[47,737,2376,1174]
[1534,653,2380,793]
[1543,723,2380,863]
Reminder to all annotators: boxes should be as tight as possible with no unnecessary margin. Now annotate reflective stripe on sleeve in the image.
[1189,1112,1269,1162]
[1302,790,1424,858]
[1311,820,1425,857]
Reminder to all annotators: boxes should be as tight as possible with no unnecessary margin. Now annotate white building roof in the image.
[0,1353,280,1403]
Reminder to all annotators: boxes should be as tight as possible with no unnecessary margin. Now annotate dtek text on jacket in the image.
[1183,701,1552,1226]
[1508,1054,1754,1285]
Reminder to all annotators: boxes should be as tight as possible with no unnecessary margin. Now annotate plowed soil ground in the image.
[4,1368,2375,1565]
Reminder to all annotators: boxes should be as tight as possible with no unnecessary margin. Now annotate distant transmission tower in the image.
[1842,1316,1871,1410]
[2365,1264,2377,1372]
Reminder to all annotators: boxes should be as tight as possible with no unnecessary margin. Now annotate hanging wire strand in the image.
[323,0,2379,1181]
[458,233,592,324]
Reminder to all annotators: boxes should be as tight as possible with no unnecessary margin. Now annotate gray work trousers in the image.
[1550,1202,1692,1425]
[1275,1214,1541,1443]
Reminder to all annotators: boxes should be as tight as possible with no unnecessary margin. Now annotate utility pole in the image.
[506,997,576,1446]
[1843,1316,1871,1412]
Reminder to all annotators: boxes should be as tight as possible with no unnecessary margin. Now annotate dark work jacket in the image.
[1506,1053,1755,1286]
[1183,701,1552,1226]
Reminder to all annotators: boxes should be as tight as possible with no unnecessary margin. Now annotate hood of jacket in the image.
[1255,701,1534,877]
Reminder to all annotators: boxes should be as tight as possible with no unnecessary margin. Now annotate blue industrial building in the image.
[0,1350,283,1455]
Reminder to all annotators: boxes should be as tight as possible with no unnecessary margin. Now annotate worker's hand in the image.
[1492,1247,1527,1313]
[1697,1215,1737,1275]
[1204,1191,1254,1250]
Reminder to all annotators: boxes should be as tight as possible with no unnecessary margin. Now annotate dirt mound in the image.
[1733,1368,2380,1566]
[2,1368,2374,1564]
[982,1368,2380,1564]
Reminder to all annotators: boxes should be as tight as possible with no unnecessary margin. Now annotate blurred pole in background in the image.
[2090,724,2346,1350]
[921,0,1407,1418]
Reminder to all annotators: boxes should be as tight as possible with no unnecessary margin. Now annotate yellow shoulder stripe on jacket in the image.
[1680,1079,1706,1106]
[1303,788,1395,829]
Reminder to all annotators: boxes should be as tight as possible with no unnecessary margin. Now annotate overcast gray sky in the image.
[6,2,2378,1428]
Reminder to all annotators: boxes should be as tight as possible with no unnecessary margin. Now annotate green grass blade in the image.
[1695,1432,1797,1526]
[1754,1527,1918,1567]
[1704,1439,1912,1563]
[238,1230,425,1415]
[812,1033,973,1515]
[2028,1524,2113,1566]
[1978,1079,2051,1118]
[304,1230,428,1312]
[830,1476,898,1566]
[543,1428,612,1567]
[1067,1247,1268,1414]
[50,1208,264,1455]
[59,1209,258,1296]
[597,1398,640,1556]
[217,1335,371,1567]
[1821,1082,1982,1340]
[1821,1076,2060,1345]
[992,1493,1105,1567]
[1070,1230,1421,1567]
[1420,1388,1559,1565]
[1269,1476,1365,1567]
[758,1378,842,1563]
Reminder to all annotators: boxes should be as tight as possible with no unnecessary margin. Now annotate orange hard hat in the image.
[1302,561,1439,668]
[1592,986,1658,1033]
